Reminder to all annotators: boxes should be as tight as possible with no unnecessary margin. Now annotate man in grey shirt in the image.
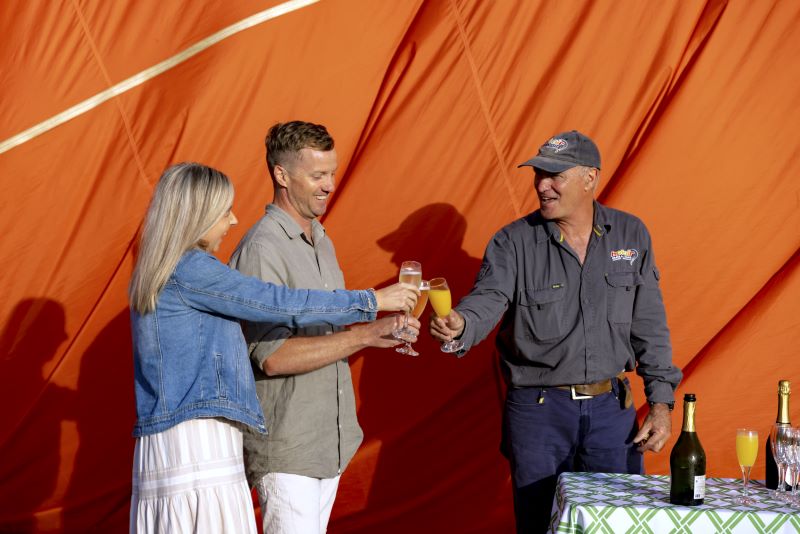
[230,121,420,533]
[431,130,682,533]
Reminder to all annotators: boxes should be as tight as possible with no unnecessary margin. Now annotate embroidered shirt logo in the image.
[610,248,639,265]
[545,137,568,152]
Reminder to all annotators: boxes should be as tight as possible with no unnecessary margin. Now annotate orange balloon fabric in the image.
[1,1,798,532]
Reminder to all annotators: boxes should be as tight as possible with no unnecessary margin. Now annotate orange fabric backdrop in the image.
[1,0,798,531]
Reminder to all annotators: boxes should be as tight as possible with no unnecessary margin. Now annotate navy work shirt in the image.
[457,201,681,404]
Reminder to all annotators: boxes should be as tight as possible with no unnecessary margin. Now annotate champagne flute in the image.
[787,427,800,507]
[771,424,792,500]
[392,261,421,341]
[429,277,464,353]
[395,280,429,356]
[735,428,758,505]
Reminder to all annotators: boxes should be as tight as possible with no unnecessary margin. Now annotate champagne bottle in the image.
[766,380,791,490]
[670,393,706,506]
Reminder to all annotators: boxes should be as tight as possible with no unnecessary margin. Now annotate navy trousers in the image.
[503,380,642,533]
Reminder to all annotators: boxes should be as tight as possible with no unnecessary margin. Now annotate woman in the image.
[128,162,416,533]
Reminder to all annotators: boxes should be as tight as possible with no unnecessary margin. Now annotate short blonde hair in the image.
[129,163,234,314]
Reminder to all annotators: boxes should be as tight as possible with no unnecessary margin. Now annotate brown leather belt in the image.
[554,372,627,400]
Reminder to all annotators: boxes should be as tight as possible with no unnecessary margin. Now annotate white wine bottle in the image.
[766,380,791,490]
[670,393,706,506]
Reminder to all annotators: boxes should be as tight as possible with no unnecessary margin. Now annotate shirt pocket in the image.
[605,271,643,324]
[518,284,566,342]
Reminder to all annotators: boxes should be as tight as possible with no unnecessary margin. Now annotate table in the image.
[549,472,800,533]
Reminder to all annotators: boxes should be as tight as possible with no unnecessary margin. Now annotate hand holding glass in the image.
[735,428,758,505]
[395,280,429,356]
[429,277,464,353]
[392,261,421,349]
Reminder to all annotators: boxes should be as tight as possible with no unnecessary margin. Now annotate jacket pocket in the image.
[518,284,566,342]
[605,271,643,324]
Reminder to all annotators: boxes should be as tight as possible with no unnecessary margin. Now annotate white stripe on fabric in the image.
[0,0,320,155]
[135,456,246,499]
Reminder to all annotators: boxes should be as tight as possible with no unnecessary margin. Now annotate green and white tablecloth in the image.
[549,472,800,533]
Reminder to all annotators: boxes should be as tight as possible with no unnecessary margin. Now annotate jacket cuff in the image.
[362,289,378,314]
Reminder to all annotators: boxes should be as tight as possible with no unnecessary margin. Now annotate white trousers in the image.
[256,472,341,534]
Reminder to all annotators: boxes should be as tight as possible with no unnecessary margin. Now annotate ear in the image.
[584,168,599,192]
[274,164,290,188]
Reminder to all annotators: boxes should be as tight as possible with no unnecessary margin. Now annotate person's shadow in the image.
[0,301,135,533]
[0,299,71,533]
[334,204,513,533]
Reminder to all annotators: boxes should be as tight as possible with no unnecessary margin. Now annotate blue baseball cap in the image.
[518,130,601,173]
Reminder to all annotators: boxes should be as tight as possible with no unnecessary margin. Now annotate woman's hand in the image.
[373,283,419,312]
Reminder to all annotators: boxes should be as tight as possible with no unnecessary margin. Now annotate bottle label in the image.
[693,475,706,499]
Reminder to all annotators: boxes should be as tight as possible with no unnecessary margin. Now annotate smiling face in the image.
[274,147,338,225]
[534,166,596,221]
[199,208,238,252]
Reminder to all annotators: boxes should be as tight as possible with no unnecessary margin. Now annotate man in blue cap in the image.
[431,130,682,532]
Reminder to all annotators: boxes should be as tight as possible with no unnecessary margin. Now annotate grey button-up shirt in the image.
[457,202,681,404]
[229,204,363,485]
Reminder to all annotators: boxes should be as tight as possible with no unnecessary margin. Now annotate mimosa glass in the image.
[429,277,464,353]
[392,261,421,342]
[735,428,758,505]
[396,280,429,356]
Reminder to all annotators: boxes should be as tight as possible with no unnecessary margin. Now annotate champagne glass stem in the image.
[778,464,787,496]
[741,465,750,501]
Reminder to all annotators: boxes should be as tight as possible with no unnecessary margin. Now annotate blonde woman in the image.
[128,163,417,533]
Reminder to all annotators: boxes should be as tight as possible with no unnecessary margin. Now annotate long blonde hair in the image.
[129,162,234,314]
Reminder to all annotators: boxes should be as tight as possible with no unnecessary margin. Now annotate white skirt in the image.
[130,418,258,534]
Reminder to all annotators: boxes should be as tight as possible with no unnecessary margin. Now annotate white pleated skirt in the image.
[130,418,258,534]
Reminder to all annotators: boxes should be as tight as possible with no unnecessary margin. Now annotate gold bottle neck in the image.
[777,381,791,425]
[682,400,696,432]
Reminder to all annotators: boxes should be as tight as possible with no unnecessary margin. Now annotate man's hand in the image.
[352,314,420,349]
[634,403,672,453]
[429,310,465,343]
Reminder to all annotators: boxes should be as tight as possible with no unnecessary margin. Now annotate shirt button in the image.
[324,283,328,288]
[338,389,343,395]
[338,469,342,474]
[338,424,342,429]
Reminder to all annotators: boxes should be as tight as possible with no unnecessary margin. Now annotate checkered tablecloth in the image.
[549,472,800,533]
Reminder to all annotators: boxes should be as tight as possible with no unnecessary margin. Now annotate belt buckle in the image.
[570,386,593,400]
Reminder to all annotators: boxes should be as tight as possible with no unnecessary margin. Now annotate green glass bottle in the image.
[669,393,706,506]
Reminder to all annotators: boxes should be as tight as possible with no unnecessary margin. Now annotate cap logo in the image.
[610,248,638,265]
[545,137,568,153]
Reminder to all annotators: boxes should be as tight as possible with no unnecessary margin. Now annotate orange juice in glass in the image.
[429,277,464,353]
[736,428,758,505]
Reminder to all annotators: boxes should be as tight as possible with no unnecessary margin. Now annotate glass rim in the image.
[736,428,759,434]
[429,277,448,288]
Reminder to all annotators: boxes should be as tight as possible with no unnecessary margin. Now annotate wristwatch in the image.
[649,401,675,411]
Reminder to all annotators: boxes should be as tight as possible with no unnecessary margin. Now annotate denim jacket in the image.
[131,249,377,437]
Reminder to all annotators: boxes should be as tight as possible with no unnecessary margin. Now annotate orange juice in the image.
[736,432,758,467]
[429,288,451,317]
[412,289,429,318]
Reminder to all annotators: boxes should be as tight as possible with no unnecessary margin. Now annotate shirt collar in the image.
[266,204,327,243]
[592,201,612,236]
[532,200,611,243]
